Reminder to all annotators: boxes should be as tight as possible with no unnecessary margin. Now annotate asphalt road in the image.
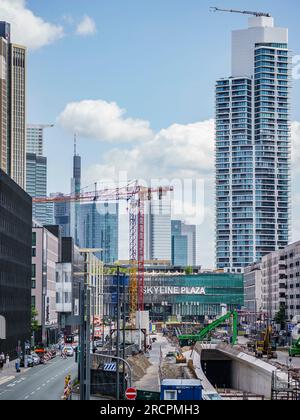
[273,351,300,369]
[0,356,77,401]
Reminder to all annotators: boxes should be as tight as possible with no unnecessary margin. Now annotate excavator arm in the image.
[179,311,238,346]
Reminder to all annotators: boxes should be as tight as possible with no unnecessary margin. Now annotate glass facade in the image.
[171,220,188,267]
[143,273,244,321]
[216,25,291,272]
[79,202,119,264]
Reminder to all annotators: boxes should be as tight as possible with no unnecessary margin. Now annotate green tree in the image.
[274,305,286,327]
[31,306,39,333]
[185,266,193,275]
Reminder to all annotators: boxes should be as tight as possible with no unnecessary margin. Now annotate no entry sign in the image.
[125,387,137,401]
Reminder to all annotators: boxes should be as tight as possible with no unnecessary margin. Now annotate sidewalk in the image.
[0,362,29,386]
[133,334,177,392]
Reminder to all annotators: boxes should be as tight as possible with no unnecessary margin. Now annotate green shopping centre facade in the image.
[144,273,244,322]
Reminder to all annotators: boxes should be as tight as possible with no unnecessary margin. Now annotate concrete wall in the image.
[217,344,278,399]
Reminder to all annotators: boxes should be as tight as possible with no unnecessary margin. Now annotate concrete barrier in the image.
[216,343,289,399]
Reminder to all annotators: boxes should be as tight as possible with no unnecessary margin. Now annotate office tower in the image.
[171,221,188,267]
[26,124,54,225]
[0,169,32,357]
[181,223,197,267]
[27,124,53,155]
[52,192,71,237]
[79,202,119,264]
[145,194,172,262]
[171,220,197,267]
[216,16,291,272]
[0,22,26,189]
[70,137,81,245]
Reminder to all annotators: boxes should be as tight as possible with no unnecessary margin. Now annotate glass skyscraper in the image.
[171,220,188,267]
[216,16,291,272]
[79,202,119,264]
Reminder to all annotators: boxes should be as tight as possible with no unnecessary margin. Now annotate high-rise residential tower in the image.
[0,22,26,189]
[216,16,291,272]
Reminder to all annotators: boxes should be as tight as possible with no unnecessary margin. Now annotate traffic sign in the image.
[125,387,137,401]
[104,363,117,372]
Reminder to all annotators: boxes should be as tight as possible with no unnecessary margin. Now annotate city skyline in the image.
[1,0,300,268]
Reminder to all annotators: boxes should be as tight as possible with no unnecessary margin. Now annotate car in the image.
[31,353,41,366]
[63,346,74,357]
[26,355,34,367]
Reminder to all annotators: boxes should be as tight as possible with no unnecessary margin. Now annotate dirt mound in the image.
[127,354,151,381]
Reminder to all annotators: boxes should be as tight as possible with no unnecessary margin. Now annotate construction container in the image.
[160,379,203,401]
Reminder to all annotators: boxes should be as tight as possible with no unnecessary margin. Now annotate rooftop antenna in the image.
[210,7,271,18]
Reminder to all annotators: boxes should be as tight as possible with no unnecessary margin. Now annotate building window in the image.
[32,264,36,278]
[32,248,36,257]
[31,296,36,308]
[32,279,36,289]
[32,232,36,246]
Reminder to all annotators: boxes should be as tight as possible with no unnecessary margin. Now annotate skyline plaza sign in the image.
[144,286,206,296]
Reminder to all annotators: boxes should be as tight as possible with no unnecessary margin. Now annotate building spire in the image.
[74,133,77,156]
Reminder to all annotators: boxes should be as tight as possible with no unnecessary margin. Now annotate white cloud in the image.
[0,0,64,50]
[76,15,97,36]
[58,100,153,143]
[82,118,215,181]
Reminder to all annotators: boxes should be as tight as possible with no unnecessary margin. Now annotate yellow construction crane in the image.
[210,7,271,18]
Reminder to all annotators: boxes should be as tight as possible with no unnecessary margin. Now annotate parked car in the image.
[31,353,41,366]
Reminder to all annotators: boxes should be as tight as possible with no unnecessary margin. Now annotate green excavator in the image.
[178,311,238,347]
[289,336,300,357]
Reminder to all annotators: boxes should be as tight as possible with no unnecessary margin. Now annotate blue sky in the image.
[2,0,300,266]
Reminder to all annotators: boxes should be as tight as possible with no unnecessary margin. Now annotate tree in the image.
[31,306,39,333]
[274,305,286,327]
[185,266,193,275]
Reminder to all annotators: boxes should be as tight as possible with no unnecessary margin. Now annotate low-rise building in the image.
[244,262,263,324]
[261,241,300,322]
[56,238,84,336]
[32,222,60,346]
[104,272,244,323]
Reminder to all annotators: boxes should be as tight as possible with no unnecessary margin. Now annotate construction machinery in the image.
[175,351,187,364]
[178,311,238,347]
[210,7,271,18]
[255,326,277,359]
[289,336,300,357]
[34,181,173,320]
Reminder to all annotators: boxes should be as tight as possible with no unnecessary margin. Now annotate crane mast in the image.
[210,7,271,18]
[34,182,173,321]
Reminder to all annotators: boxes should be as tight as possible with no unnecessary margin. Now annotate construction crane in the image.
[33,182,173,320]
[210,7,271,18]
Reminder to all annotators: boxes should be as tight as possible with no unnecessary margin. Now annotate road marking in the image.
[0,376,15,386]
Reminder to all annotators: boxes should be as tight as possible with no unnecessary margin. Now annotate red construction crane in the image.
[33,182,173,317]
